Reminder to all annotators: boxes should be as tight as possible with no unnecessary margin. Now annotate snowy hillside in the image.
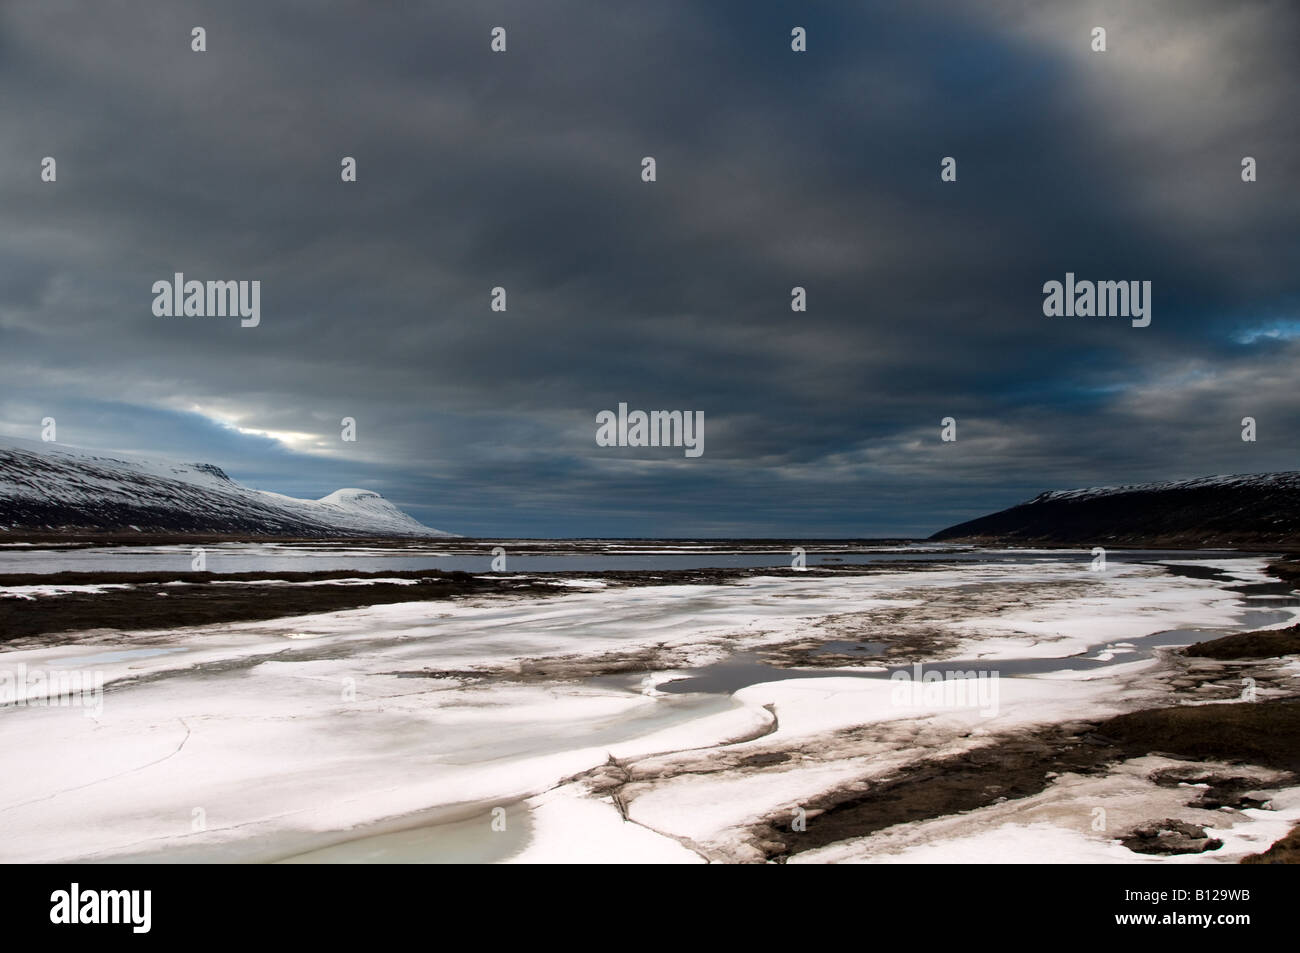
[931,471,1300,547]
[1031,472,1300,503]
[0,436,454,537]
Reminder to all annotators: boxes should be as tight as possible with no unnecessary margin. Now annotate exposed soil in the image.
[0,570,567,642]
[754,699,1300,861]
[1267,556,1300,587]
[0,562,953,644]
[743,566,1300,862]
[1182,623,1300,660]
[1148,764,1276,811]
[1101,700,1300,774]
[1120,819,1223,855]
[753,720,1118,859]
[1242,824,1300,863]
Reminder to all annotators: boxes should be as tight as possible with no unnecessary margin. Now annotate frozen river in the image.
[1,551,1297,863]
[0,539,1250,574]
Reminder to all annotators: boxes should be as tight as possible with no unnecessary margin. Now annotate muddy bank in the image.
[754,699,1300,861]
[0,570,567,642]
[0,562,948,643]
[1183,624,1300,660]
[0,553,1255,648]
[1102,700,1300,774]
[754,720,1117,859]
[1243,825,1300,863]
[1267,556,1300,587]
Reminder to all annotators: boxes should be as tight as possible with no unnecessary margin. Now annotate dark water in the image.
[0,541,1253,576]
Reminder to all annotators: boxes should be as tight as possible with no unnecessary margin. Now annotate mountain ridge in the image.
[931,470,1300,548]
[0,435,455,538]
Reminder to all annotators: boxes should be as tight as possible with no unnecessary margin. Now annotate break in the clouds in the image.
[1,0,1297,537]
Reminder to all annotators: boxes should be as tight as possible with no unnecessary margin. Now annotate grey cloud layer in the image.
[1,0,1296,536]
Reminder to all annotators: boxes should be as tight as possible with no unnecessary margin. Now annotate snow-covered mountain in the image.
[0,436,455,537]
[931,471,1300,547]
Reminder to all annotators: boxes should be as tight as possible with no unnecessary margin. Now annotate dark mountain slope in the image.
[931,473,1300,548]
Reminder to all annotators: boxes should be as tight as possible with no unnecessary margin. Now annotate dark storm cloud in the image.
[1,0,1297,536]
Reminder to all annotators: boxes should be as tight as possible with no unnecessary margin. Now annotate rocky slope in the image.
[931,473,1300,548]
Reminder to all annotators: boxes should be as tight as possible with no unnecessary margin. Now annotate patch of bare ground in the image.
[1101,699,1300,773]
[1121,819,1223,855]
[512,643,699,681]
[0,570,569,643]
[1242,824,1300,863]
[0,563,948,645]
[1266,556,1300,588]
[744,699,1300,862]
[733,564,1300,863]
[768,578,1094,667]
[1182,623,1300,660]
[752,721,1118,860]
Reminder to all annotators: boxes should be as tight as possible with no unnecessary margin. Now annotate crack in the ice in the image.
[0,717,191,816]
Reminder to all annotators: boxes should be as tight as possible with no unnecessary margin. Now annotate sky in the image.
[1,0,1297,537]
